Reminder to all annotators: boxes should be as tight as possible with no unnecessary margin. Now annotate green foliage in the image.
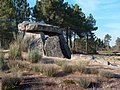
[0,0,30,49]
[0,0,15,30]
[9,33,24,60]
[28,50,42,63]
[104,34,112,49]
[9,42,20,60]
[31,66,41,72]
[115,37,120,52]
[75,77,90,88]
[116,58,120,61]
[95,38,105,51]
[2,75,22,90]
[99,71,114,78]
[116,37,120,45]
[31,65,57,77]
[42,66,58,77]
[33,0,97,39]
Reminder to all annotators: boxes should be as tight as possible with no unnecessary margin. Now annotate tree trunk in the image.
[86,33,88,54]
[73,32,76,51]
[69,30,72,49]
[0,34,1,48]
[66,28,69,45]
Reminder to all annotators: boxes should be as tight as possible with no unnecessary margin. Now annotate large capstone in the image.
[18,21,62,34]
[44,36,64,58]
[23,32,44,56]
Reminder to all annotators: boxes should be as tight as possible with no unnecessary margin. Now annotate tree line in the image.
[1,0,115,53]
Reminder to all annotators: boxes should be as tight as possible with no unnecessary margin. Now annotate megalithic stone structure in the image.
[18,21,71,59]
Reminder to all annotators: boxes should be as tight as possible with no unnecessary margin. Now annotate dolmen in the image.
[18,21,71,59]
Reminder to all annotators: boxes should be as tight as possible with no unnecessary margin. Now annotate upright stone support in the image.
[23,32,44,56]
[44,36,64,58]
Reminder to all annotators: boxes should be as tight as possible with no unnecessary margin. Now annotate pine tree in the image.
[0,0,30,48]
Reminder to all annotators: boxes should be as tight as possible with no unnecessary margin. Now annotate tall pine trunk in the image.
[73,32,76,51]
[86,33,88,54]
[66,28,69,45]
[69,30,72,49]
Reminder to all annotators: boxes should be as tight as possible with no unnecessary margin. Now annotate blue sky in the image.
[27,0,120,46]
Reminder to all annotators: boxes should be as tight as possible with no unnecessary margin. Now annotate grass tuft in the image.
[9,42,20,60]
[62,64,73,73]
[28,50,42,63]
[83,68,99,74]
[75,77,90,88]
[2,75,22,90]
[99,71,114,78]
[55,60,66,66]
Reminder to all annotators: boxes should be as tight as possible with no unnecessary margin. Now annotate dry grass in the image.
[0,54,120,90]
[2,75,22,90]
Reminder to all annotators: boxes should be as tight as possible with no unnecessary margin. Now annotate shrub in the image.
[9,33,25,60]
[55,60,66,66]
[31,65,57,77]
[31,66,41,72]
[42,66,58,77]
[9,42,20,60]
[75,77,90,88]
[99,71,114,78]
[116,58,120,61]
[62,64,73,73]
[28,50,42,63]
[2,75,22,90]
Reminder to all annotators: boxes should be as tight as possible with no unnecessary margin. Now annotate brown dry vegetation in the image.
[0,52,120,90]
